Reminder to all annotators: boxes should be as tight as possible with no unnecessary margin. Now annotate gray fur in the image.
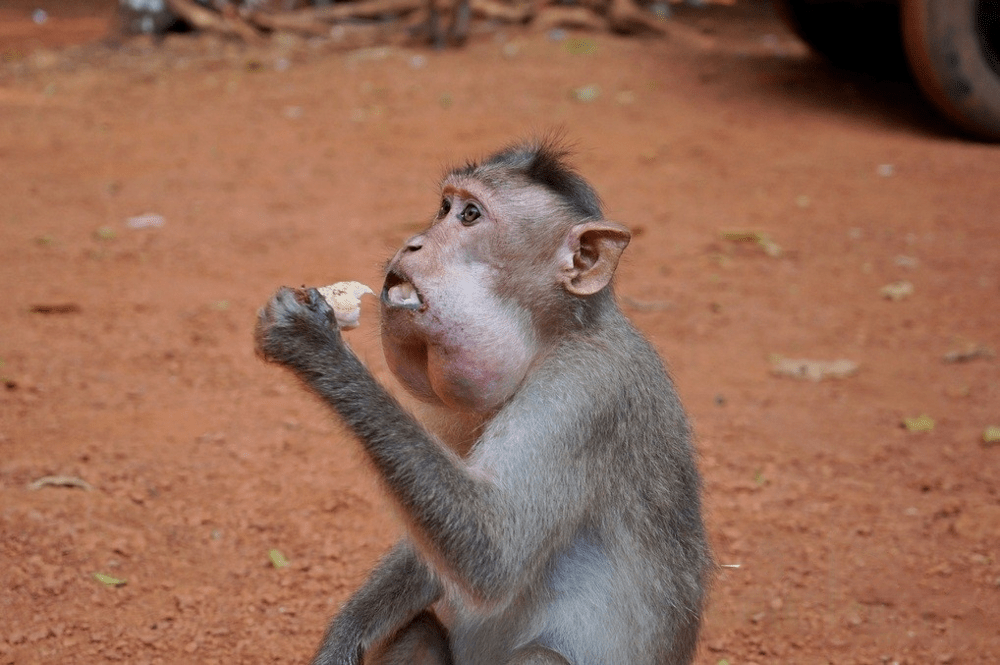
[254,143,710,665]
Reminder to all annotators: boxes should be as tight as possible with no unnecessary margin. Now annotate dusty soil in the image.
[1,1,998,663]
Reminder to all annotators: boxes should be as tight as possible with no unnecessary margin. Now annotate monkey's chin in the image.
[381,271,423,310]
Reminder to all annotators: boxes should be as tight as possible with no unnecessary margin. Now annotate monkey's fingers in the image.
[253,305,281,363]
[316,281,376,330]
[255,286,334,364]
[254,287,296,362]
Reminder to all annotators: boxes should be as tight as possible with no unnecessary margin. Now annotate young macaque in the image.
[255,139,711,664]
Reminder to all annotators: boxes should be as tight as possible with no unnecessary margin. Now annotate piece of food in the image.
[316,281,375,329]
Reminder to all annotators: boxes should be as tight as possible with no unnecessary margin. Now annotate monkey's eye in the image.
[438,199,452,218]
[460,203,481,226]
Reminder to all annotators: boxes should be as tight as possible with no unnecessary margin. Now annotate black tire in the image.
[773,0,910,76]
[901,0,1000,140]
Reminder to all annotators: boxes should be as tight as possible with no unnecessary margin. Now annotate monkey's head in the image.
[380,140,631,414]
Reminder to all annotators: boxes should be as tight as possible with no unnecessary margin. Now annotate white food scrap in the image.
[317,281,375,329]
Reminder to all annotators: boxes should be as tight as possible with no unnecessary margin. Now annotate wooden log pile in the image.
[118,0,733,47]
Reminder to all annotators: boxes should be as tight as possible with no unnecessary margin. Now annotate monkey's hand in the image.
[254,286,346,370]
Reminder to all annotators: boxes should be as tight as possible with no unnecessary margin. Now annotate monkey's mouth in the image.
[382,270,424,310]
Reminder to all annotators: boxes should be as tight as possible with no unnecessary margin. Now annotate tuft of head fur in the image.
[450,138,604,220]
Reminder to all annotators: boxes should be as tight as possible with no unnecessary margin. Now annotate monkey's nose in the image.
[405,235,424,252]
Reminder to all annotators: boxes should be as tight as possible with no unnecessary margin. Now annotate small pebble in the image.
[572,84,600,103]
[615,90,636,105]
[880,280,914,301]
[126,214,165,229]
[501,42,520,58]
[650,2,671,18]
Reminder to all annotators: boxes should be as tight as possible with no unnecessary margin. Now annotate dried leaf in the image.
[770,356,858,381]
[880,281,914,301]
[943,343,995,363]
[564,37,597,55]
[93,572,126,587]
[721,230,782,257]
[268,549,289,568]
[902,414,935,432]
[29,303,81,315]
[27,475,93,491]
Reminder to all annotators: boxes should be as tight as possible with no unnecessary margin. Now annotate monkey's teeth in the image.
[387,282,421,308]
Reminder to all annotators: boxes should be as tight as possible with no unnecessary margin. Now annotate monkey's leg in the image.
[365,611,453,665]
[504,644,571,665]
[313,543,444,665]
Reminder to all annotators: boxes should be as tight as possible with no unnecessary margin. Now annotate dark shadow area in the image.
[672,0,968,141]
[774,0,909,76]
[747,54,958,138]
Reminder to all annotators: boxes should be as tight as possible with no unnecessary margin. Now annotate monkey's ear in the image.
[559,221,632,296]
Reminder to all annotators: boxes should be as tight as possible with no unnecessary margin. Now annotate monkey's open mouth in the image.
[382,270,423,310]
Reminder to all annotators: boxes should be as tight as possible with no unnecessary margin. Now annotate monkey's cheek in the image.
[384,340,441,406]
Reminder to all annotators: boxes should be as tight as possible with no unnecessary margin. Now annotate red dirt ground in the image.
[1,1,998,663]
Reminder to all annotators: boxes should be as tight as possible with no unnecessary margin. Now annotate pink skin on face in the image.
[380,180,540,414]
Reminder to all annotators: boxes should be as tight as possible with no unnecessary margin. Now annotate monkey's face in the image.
[380,177,553,414]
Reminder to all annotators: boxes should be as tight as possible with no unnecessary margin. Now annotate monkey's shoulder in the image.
[542,317,679,407]
[493,321,687,448]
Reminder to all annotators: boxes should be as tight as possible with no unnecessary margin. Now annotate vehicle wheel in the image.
[901,0,1000,140]
[773,0,910,75]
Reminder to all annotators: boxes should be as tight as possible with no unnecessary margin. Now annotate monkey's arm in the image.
[256,288,565,597]
[313,541,442,665]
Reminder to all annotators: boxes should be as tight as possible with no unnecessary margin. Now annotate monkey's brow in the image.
[440,185,479,200]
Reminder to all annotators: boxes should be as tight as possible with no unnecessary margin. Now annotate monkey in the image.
[254,139,712,665]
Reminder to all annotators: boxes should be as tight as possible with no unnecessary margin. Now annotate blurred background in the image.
[1,1,998,663]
